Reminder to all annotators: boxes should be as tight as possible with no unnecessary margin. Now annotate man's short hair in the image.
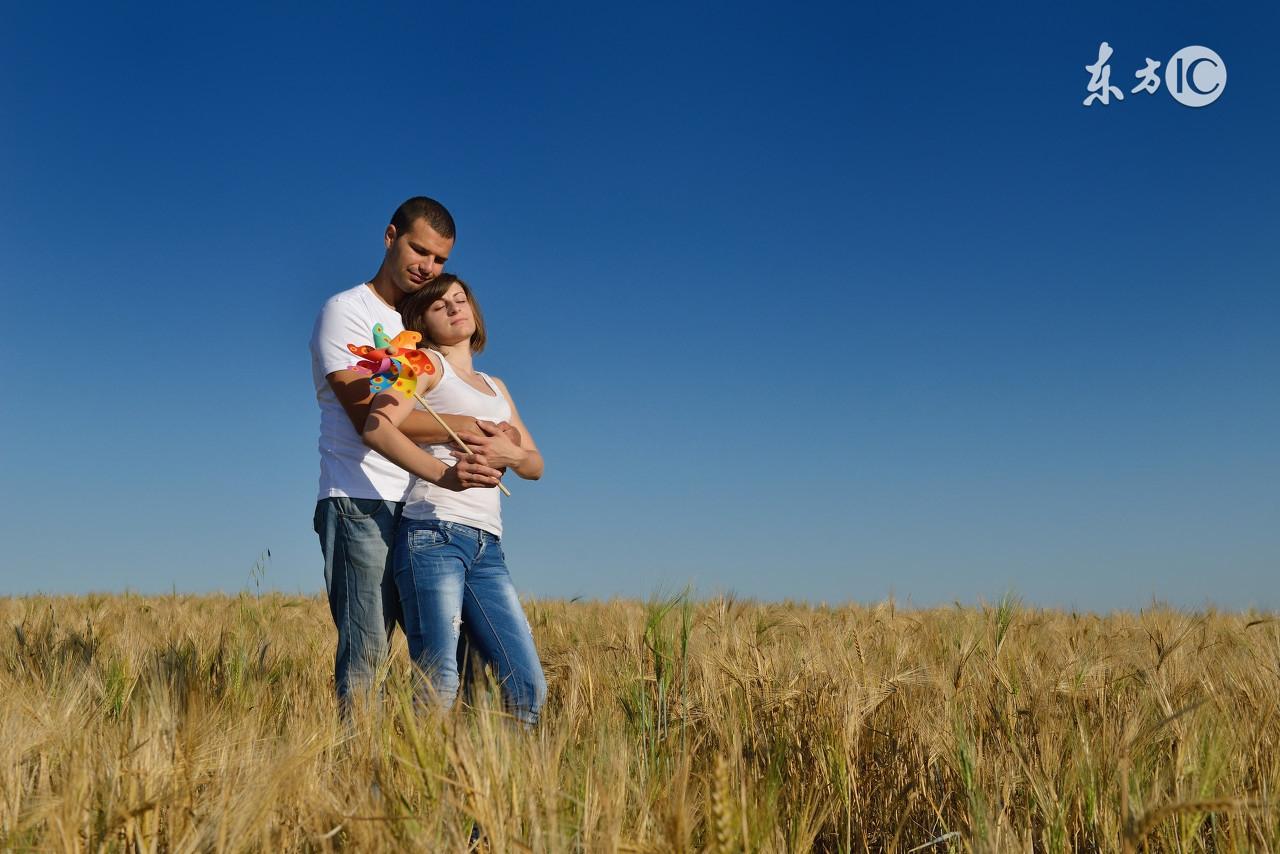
[390,196,456,240]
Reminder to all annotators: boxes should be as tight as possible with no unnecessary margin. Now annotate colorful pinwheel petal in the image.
[346,325,437,398]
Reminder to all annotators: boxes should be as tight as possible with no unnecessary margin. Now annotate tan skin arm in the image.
[327,369,521,446]
[451,375,543,480]
[358,352,505,490]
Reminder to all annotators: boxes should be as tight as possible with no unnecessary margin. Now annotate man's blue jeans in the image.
[393,518,547,726]
[314,496,405,712]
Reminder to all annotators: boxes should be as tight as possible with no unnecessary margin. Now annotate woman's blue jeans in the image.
[393,518,547,726]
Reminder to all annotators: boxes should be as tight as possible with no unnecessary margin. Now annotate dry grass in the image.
[1,591,1278,852]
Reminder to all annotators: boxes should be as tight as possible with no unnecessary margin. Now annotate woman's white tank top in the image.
[401,351,512,536]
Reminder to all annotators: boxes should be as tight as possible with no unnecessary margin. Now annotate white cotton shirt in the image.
[402,353,513,536]
[309,283,415,501]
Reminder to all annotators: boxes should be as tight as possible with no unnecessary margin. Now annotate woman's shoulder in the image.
[419,348,445,372]
[401,347,446,391]
[481,372,510,394]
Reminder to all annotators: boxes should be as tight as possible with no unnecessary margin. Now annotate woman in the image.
[361,273,547,726]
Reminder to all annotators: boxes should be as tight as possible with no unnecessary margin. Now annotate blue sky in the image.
[1,2,1276,609]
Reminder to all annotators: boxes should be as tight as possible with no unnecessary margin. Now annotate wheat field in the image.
[1,591,1277,852]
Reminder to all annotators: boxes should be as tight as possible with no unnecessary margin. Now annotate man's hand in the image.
[495,420,522,447]
[435,456,505,492]
[451,421,527,470]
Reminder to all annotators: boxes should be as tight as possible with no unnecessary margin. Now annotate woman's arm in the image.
[361,352,505,491]
[327,368,485,444]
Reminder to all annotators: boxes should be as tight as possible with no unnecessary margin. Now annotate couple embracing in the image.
[308,196,546,726]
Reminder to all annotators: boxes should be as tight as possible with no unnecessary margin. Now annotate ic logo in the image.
[1083,42,1227,108]
[1165,45,1227,108]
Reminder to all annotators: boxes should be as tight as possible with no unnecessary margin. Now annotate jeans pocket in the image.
[410,525,451,550]
[335,496,388,520]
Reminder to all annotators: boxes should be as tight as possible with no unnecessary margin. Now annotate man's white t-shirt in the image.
[309,283,414,501]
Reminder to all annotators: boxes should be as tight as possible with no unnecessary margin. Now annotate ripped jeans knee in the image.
[394,518,546,724]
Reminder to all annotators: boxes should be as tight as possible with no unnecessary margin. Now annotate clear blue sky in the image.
[2,2,1276,610]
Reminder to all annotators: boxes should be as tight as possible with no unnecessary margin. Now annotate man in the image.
[309,196,517,712]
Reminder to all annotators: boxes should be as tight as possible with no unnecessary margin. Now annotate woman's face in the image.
[420,282,475,346]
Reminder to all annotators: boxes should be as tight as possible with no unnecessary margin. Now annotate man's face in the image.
[384,218,454,297]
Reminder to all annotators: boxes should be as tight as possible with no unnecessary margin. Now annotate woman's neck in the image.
[433,341,475,375]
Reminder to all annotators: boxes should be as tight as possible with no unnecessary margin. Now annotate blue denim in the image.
[393,518,547,726]
[313,496,405,712]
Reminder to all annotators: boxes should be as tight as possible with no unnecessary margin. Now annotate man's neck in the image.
[365,269,400,309]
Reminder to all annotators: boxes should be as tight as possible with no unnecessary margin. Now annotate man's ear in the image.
[384,224,397,250]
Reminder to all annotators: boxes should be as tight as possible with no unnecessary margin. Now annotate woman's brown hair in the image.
[397,273,487,354]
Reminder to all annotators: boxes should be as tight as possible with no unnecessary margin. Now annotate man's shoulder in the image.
[315,284,383,330]
[310,284,376,357]
[320,282,373,311]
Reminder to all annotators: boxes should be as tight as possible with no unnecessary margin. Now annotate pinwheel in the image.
[347,324,436,394]
[348,324,511,497]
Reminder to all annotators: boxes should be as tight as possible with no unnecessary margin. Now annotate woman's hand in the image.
[452,421,527,470]
[435,456,505,492]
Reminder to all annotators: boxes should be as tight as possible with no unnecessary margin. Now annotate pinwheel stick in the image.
[413,392,512,498]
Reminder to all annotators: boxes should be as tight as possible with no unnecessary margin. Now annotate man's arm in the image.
[312,293,484,444]
[361,386,505,491]
[327,369,485,443]
[450,376,543,480]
